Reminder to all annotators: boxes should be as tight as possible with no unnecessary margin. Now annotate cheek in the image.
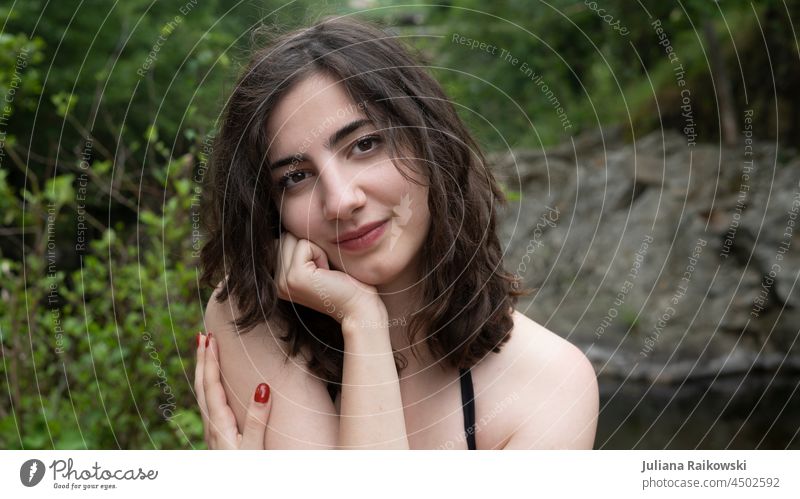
[276,196,321,240]
[406,179,430,218]
[393,182,430,252]
[383,159,428,198]
[411,192,431,242]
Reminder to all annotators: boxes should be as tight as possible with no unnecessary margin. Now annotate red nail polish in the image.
[196,333,202,348]
[254,383,270,404]
[206,332,212,347]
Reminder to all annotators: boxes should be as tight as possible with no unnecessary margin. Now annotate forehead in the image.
[266,73,367,152]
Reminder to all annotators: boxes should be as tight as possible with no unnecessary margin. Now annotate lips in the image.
[333,219,389,243]
[334,220,388,252]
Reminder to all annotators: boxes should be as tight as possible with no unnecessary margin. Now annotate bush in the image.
[0,155,207,449]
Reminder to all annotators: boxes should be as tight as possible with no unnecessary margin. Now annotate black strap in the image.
[327,382,338,402]
[459,368,477,450]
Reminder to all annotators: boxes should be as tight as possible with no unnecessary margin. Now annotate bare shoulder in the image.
[204,282,338,449]
[471,310,599,449]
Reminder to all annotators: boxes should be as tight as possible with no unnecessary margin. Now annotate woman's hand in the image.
[274,231,386,323]
[194,332,272,449]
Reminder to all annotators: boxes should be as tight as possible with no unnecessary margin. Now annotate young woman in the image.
[195,16,598,449]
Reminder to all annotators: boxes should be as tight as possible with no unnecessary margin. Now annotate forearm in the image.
[338,313,409,449]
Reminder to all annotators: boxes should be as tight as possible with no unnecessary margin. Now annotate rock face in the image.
[491,129,800,383]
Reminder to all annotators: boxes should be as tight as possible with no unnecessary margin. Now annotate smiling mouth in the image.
[333,219,389,243]
[334,220,388,251]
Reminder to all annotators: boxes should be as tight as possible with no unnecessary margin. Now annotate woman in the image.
[195,15,599,449]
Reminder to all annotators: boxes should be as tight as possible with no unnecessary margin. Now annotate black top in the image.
[459,367,477,450]
[327,368,477,450]
[327,381,338,403]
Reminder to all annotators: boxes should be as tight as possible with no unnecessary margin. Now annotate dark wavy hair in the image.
[200,15,531,396]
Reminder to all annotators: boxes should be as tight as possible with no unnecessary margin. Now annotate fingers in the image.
[308,239,330,270]
[202,333,239,449]
[297,238,330,271]
[239,383,272,449]
[195,332,271,450]
[194,332,210,445]
[280,231,298,273]
[275,232,298,301]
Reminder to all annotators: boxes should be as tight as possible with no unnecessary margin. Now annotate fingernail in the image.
[206,332,212,347]
[254,383,270,404]
[196,333,202,348]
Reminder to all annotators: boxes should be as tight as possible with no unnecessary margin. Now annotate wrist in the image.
[342,298,388,325]
[341,304,389,341]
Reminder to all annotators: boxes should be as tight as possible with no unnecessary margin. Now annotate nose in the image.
[319,157,366,221]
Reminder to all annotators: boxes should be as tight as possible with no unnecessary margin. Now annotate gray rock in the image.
[494,129,800,383]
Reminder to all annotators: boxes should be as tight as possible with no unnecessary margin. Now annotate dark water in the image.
[595,370,800,449]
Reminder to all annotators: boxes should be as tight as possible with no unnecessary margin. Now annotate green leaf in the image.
[44,174,75,207]
[145,124,159,143]
[140,210,161,227]
[92,160,111,175]
[51,91,78,118]
[174,178,190,197]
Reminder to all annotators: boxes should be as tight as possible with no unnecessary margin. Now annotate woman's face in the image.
[266,72,431,286]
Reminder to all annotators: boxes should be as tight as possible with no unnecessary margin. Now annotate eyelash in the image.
[276,134,382,190]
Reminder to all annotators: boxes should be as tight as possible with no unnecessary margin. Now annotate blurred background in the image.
[0,0,798,449]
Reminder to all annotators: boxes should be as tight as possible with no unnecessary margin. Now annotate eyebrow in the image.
[268,118,372,171]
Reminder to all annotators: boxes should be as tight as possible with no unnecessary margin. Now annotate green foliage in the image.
[0,31,45,113]
[394,0,783,148]
[0,154,208,449]
[51,92,78,119]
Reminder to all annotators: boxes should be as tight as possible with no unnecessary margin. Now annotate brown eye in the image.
[277,170,312,189]
[352,135,381,154]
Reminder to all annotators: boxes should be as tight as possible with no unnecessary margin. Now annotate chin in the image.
[336,254,403,286]
[339,265,391,286]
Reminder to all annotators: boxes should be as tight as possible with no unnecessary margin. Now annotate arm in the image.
[271,234,408,449]
[205,285,410,449]
[195,332,273,449]
[205,287,339,449]
[338,309,409,449]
